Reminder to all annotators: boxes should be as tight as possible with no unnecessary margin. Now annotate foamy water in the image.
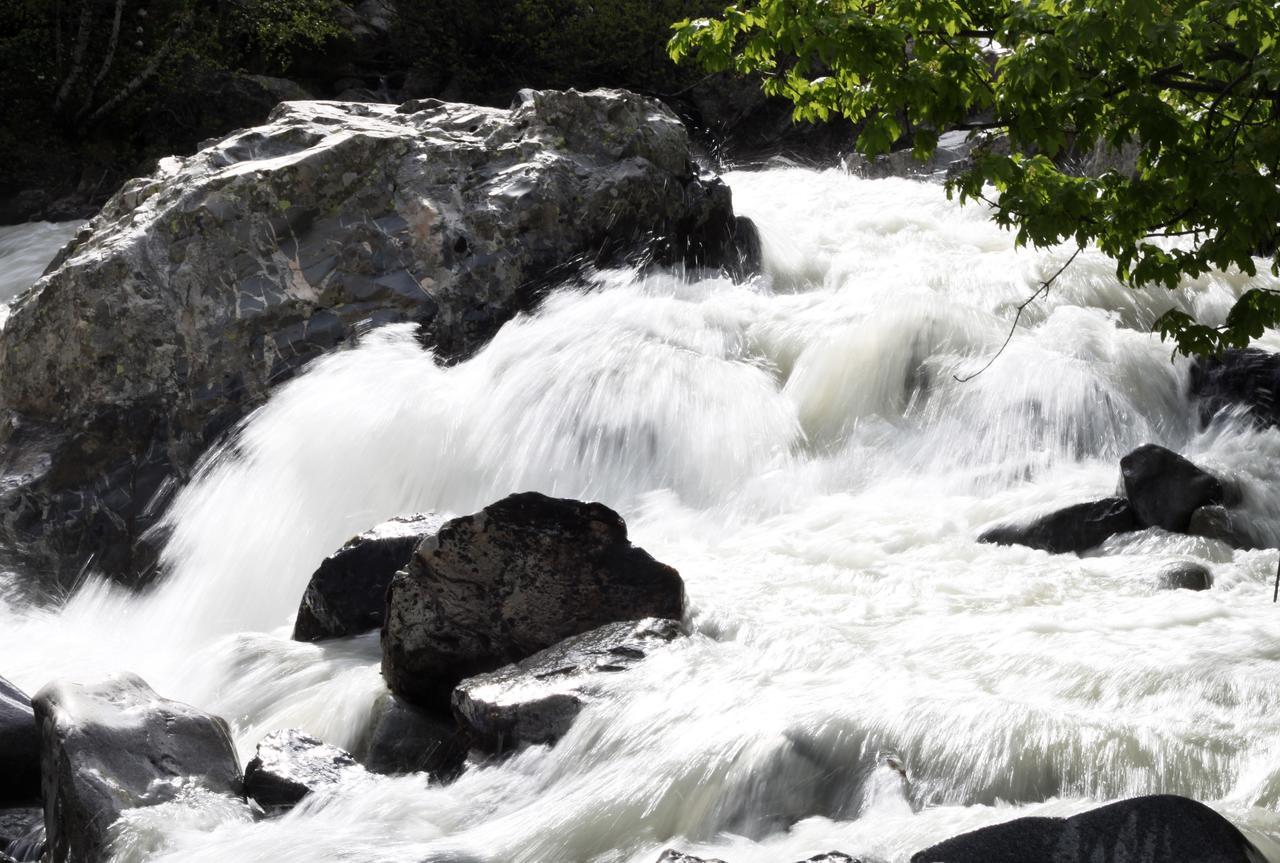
[3,170,1280,862]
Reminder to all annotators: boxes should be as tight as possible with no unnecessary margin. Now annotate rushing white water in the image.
[0,221,81,326]
[4,169,1280,862]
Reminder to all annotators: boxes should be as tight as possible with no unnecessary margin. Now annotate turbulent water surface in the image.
[4,170,1280,862]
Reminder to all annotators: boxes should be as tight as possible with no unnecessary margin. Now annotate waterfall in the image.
[4,169,1280,863]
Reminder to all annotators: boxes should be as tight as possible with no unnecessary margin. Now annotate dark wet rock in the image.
[911,794,1263,863]
[0,807,43,862]
[453,618,682,753]
[1188,505,1264,550]
[0,88,757,588]
[1155,562,1213,591]
[382,492,685,710]
[244,729,366,810]
[656,853,728,863]
[33,673,241,863]
[293,513,447,642]
[978,498,1136,554]
[0,677,38,804]
[1120,445,1224,533]
[1191,348,1280,429]
[357,691,467,780]
[656,852,873,863]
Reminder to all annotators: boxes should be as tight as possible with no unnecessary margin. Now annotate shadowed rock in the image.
[382,492,685,710]
[1121,445,1224,533]
[0,677,38,804]
[453,618,682,753]
[358,691,467,780]
[293,513,447,642]
[1191,348,1280,429]
[244,729,366,810]
[978,498,1135,554]
[1155,562,1213,591]
[1188,505,1262,550]
[911,795,1263,863]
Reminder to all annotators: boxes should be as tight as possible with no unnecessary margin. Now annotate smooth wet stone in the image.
[382,492,686,710]
[453,618,682,753]
[293,513,447,642]
[911,794,1262,863]
[244,729,366,810]
[0,677,38,804]
[1155,561,1213,591]
[1188,505,1262,550]
[1121,445,1224,533]
[33,672,241,863]
[358,691,467,780]
[978,498,1135,554]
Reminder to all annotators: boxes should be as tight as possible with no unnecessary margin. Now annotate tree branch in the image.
[77,0,126,121]
[53,0,94,115]
[85,7,192,127]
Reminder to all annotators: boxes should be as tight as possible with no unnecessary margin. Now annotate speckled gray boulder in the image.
[0,88,757,587]
[382,492,686,710]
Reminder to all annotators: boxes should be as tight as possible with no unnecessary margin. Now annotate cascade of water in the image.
[3,170,1280,863]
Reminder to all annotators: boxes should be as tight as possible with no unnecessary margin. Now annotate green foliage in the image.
[670,0,1280,355]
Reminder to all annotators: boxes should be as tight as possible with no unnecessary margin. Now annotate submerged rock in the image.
[33,673,241,863]
[293,513,447,642]
[382,492,685,710]
[1190,348,1280,429]
[0,88,758,587]
[358,691,467,779]
[244,729,366,810]
[453,618,682,753]
[0,677,38,804]
[1155,562,1213,591]
[978,498,1135,554]
[911,794,1262,863]
[1121,444,1224,533]
[1188,505,1262,550]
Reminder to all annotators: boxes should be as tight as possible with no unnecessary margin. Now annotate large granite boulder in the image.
[357,691,467,779]
[1120,445,1225,533]
[243,729,366,810]
[293,513,446,642]
[1190,348,1280,429]
[33,673,241,863]
[0,677,38,804]
[911,795,1264,863]
[978,498,1136,554]
[453,618,682,753]
[0,88,758,587]
[382,492,685,709]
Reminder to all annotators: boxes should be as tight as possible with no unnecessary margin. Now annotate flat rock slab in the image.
[382,492,685,710]
[911,795,1263,863]
[33,673,241,863]
[244,728,366,810]
[0,677,38,804]
[453,618,682,753]
[979,498,1135,554]
[293,513,447,642]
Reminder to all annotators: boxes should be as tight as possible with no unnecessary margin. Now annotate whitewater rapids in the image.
[4,169,1280,862]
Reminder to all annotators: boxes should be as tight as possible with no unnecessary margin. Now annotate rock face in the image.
[32,673,241,863]
[0,807,43,862]
[978,498,1136,554]
[357,691,467,779]
[1191,348,1280,429]
[0,88,758,587]
[293,513,446,642]
[244,729,366,810]
[1188,505,1262,550]
[1155,562,1213,591]
[382,492,686,710]
[0,677,38,804]
[911,795,1263,863]
[1120,445,1224,533]
[453,618,681,753]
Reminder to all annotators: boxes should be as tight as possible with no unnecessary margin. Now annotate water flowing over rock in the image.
[657,852,870,863]
[1188,505,1262,550]
[293,513,446,642]
[32,673,241,863]
[0,88,758,587]
[1191,348,1280,429]
[1155,561,1213,591]
[911,795,1264,863]
[0,808,42,862]
[0,677,38,804]
[357,691,467,779]
[978,498,1136,554]
[382,492,685,710]
[453,618,682,753]
[1120,445,1225,533]
[243,729,366,810]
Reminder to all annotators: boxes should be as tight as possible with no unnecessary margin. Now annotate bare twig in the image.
[954,245,1084,382]
[53,0,94,115]
[77,0,126,121]
[85,7,192,127]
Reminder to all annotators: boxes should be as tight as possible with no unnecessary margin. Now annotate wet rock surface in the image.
[0,677,38,804]
[33,673,241,863]
[1155,561,1213,591]
[979,498,1135,554]
[656,852,873,863]
[1191,348,1280,429]
[1188,505,1263,550]
[293,513,447,642]
[453,618,682,753]
[911,795,1263,863]
[357,691,467,779]
[1121,444,1224,533]
[244,729,366,810]
[0,807,42,862]
[0,88,758,588]
[382,492,685,710]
